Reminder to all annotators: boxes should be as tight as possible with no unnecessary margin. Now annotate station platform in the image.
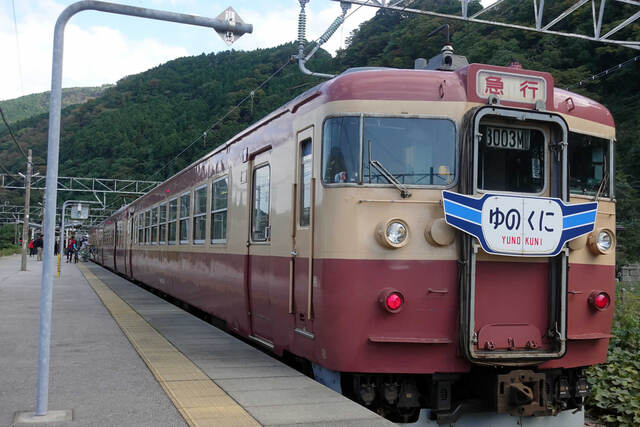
[0,254,390,427]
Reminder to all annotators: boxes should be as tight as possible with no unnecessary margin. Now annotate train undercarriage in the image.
[339,367,590,424]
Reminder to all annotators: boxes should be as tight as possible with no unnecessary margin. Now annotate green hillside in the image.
[0,86,111,125]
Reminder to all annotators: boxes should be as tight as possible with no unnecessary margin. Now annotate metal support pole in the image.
[21,149,32,271]
[35,0,252,417]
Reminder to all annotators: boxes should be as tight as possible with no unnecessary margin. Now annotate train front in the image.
[309,58,615,422]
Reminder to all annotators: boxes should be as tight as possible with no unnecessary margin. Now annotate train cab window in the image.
[363,117,456,186]
[193,185,207,244]
[144,210,151,245]
[322,116,360,183]
[252,165,270,241]
[568,132,611,197]
[179,192,191,244]
[211,176,228,243]
[300,139,312,226]
[168,198,177,245]
[477,125,545,193]
[151,207,158,244]
[158,203,167,244]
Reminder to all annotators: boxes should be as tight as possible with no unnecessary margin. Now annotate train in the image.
[91,47,616,423]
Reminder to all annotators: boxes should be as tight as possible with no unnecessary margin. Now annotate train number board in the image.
[441,191,598,257]
[484,126,530,151]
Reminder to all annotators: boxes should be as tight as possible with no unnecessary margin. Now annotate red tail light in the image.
[386,293,403,311]
[379,289,405,313]
[589,291,611,310]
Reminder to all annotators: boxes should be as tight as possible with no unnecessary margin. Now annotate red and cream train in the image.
[91,52,616,423]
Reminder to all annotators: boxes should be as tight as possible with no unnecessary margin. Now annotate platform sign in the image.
[215,7,246,46]
[70,203,89,220]
[476,70,546,105]
[442,191,597,257]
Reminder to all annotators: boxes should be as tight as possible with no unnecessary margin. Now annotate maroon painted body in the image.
[90,243,614,374]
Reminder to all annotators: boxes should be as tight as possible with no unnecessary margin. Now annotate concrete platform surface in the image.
[0,254,185,427]
[0,253,390,426]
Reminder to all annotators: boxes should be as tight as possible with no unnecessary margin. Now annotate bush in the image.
[0,246,21,257]
[586,285,640,426]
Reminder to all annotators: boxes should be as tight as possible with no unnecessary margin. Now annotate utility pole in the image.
[21,149,32,271]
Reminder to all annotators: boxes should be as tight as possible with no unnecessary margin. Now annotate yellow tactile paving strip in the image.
[77,264,260,427]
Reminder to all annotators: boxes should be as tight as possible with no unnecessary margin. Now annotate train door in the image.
[114,220,120,271]
[459,107,569,363]
[247,149,274,345]
[125,215,132,277]
[292,127,315,337]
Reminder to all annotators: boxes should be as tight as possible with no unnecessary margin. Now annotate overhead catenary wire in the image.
[565,54,640,90]
[0,106,28,161]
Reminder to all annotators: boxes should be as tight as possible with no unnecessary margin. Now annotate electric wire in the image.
[565,54,640,90]
[0,106,28,161]
[146,58,293,182]
[0,161,22,186]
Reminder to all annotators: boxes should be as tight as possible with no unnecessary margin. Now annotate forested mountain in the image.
[0,0,638,260]
[0,85,111,124]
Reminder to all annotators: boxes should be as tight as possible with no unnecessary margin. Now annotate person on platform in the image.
[66,237,76,263]
[35,235,43,261]
[73,240,79,264]
[28,240,34,257]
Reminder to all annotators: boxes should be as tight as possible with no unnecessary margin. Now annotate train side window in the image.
[179,192,191,245]
[151,207,158,244]
[145,210,151,245]
[211,176,228,243]
[168,198,178,245]
[568,132,611,197]
[300,139,312,226]
[158,203,167,244]
[193,185,207,244]
[252,165,270,241]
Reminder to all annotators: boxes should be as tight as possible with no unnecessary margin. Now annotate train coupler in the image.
[496,370,547,416]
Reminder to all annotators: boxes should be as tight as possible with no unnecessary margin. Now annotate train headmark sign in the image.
[442,191,598,257]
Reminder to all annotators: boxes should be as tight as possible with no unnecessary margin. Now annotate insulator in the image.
[298,7,307,58]
[298,11,306,41]
[317,15,345,45]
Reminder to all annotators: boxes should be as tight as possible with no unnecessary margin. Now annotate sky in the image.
[0,0,381,101]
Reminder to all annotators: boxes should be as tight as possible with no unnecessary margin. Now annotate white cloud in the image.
[0,0,188,101]
[0,0,377,101]
[232,2,376,56]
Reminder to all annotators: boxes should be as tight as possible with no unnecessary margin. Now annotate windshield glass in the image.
[477,124,545,193]
[322,116,456,186]
[568,132,611,197]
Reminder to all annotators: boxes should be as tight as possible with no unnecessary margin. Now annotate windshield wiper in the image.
[367,140,411,198]
[370,160,411,198]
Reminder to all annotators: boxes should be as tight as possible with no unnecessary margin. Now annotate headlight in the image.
[596,230,612,252]
[376,219,409,249]
[425,218,456,246]
[387,222,407,245]
[588,228,615,255]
